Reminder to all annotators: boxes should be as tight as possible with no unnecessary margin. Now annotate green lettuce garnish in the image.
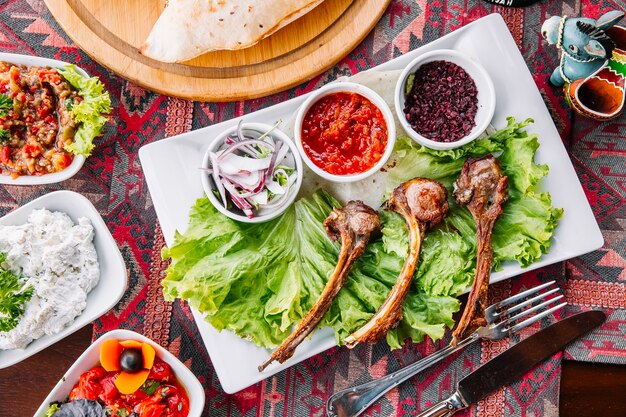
[57,65,111,156]
[161,117,562,349]
[0,252,33,332]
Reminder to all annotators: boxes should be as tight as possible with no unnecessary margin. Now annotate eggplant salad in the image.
[0,61,110,177]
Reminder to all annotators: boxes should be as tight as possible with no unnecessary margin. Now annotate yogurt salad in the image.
[0,209,99,350]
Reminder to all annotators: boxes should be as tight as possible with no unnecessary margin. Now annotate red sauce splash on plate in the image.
[301,92,388,176]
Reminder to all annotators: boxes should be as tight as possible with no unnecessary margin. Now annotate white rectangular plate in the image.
[0,190,127,368]
[139,14,603,394]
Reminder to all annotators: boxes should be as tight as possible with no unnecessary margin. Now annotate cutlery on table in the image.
[416,310,606,416]
[327,281,566,417]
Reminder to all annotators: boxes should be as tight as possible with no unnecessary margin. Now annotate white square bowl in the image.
[0,52,90,185]
[0,190,127,368]
[33,329,206,417]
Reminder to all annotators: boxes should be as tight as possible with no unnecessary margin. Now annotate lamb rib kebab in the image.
[258,201,381,372]
[345,178,449,348]
[451,155,508,344]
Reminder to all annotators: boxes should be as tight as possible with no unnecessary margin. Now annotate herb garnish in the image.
[140,379,160,395]
[0,252,33,332]
[0,94,12,117]
[405,73,416,96]
[0,129,9,145]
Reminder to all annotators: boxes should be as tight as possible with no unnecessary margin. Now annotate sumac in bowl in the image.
[394,49,496,151]
[404,60,478,142]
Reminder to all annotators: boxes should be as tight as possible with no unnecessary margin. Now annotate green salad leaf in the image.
[57,65,111,156]
[162,118,562,349]
[0,252,33,332]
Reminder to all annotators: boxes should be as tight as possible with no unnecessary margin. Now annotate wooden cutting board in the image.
[43,0,390,101]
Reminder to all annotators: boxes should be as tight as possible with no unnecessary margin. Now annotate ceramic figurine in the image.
[541,11,624,87]
[542,10,626,121]
[567,25,626,121]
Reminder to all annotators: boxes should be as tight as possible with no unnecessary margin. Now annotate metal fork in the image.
[326,281,566,417]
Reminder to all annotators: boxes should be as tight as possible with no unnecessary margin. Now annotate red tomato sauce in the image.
[69,357,190,417]
[301,92,388,175]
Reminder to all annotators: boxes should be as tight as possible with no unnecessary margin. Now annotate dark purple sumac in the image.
[403,61,478,143]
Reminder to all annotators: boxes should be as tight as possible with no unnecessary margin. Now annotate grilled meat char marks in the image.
[451,155,508,344]
[345,178,449,347]
[258,201,381,371]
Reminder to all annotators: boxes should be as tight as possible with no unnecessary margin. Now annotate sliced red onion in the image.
[208,152,227,207]
[218,139,274,162]
[266,179,286,195]
[219,153,272,175]
[248,190,269,206]
[265,141,281,182]
[222,180,255,218]
[205,119,297,219]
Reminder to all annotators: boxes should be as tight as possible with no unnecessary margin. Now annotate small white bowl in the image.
[394,49,496,150]
[201,122,303,223]
[294,82,396,183]
[0,190,127,369]
[33,329,206,417]
[0,52,90,185]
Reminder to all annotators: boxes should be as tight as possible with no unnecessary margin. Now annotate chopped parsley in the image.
[116,409,129,417]
[0,94,12,117]
[0,129,9,145]
[140,379,161,395]
[0,252,33,332]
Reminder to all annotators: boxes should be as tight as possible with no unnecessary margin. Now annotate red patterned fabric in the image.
[0,1,624,416]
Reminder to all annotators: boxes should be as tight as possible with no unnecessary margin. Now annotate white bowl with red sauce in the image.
[34,329,205,417]
[395,49,496,150]
[294,82,396,183]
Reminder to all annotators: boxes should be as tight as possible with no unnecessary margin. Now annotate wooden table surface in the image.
[2,325,625,417]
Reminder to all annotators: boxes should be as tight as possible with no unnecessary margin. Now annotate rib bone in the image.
[451,155,508,344]
[258,201,381,371]
[345,178,449,348]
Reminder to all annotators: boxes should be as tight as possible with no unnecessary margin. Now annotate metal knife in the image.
[416,310,606,417]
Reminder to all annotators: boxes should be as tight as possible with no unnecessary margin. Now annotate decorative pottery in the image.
[541,10,624,87]
[567,26,626,121]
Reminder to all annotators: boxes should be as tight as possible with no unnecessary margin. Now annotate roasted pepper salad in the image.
[0,62,110,178]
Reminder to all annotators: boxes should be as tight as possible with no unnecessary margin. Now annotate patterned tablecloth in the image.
[1,0,625,416]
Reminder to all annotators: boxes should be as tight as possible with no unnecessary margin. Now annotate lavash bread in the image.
[141,0,324,63]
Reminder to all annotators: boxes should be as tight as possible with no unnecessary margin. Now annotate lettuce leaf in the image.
[57,65,111,156]
[162,117,562,349]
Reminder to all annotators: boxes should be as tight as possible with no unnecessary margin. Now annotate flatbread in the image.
[141,0,324,63]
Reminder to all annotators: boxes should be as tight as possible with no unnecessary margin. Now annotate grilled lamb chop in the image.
[451,155,508,344]
[345,178,449,347]
[258,200,381,371]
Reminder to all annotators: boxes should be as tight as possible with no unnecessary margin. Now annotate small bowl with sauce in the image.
[294,82,396,183]
[395,49,496,150]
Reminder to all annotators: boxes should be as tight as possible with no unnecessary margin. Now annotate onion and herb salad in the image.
[204,120,298,219]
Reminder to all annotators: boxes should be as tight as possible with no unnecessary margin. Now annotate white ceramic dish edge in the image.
[33,329,206,417]
[0,190,127,369]
[0,52,88,185]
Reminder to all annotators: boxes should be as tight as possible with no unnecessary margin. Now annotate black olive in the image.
[120,348,143,373]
